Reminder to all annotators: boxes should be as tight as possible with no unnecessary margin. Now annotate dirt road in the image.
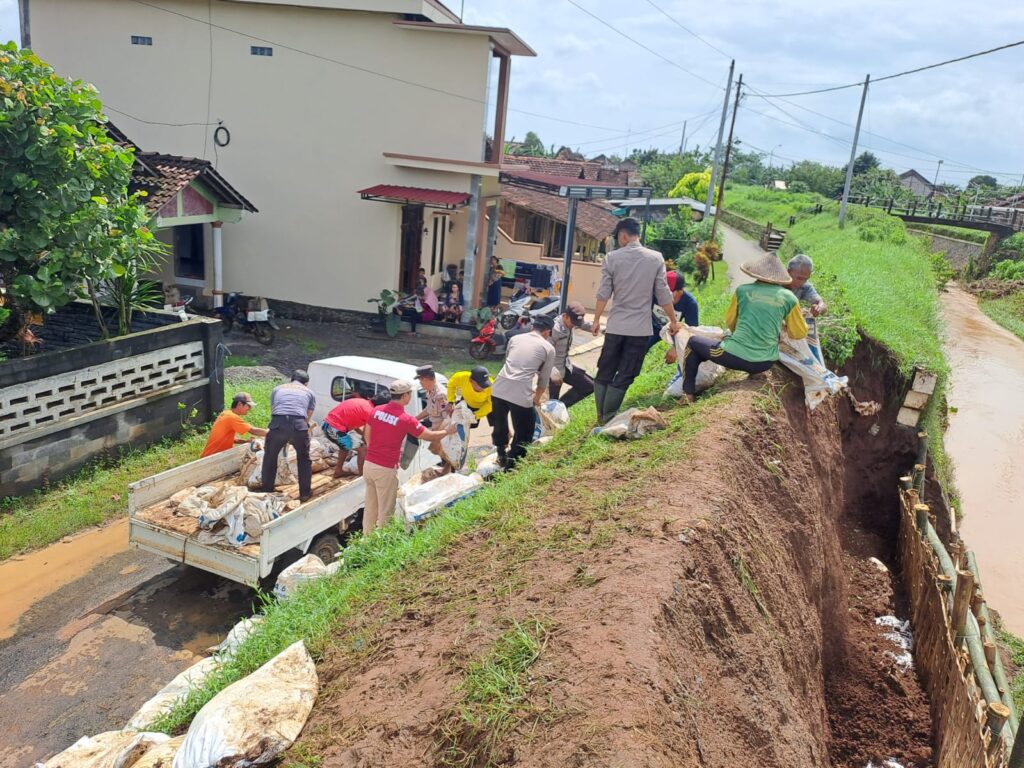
[719,224,758,287]
[941,285,1024,635]
[0,528,253,767]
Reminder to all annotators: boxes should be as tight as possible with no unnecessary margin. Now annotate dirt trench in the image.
[291,343,934,767]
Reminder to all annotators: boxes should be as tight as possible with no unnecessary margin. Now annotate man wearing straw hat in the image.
[679,254,808,403]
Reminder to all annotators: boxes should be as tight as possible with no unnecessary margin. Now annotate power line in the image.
[126,0,633,134]
[752,38,1024,97]
[105,104,217,127]
[571,107,719,148]
[563,0,722,89]
[642,0,732,60]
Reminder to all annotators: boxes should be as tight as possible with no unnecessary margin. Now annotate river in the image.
[942,285,1024,635]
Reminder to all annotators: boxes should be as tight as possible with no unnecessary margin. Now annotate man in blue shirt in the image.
[260,369,316,501]
[649,270,699,350]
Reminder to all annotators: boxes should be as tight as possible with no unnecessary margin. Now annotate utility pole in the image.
[711,74,742,242]
[678,120,688,155]
[18,0,31,48]
[838,74,870,229]
[704,60,735,218]
[930,159,943,200]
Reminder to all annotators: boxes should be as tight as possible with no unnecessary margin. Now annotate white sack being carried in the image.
[173,641,317,768]
[273,554,327,600]
[40,731,170,768]
[778,315,849,410]
[398,472,484,524]
[438,401,475,470]
[125,658,221,731]
[596,407,668,439]
[537,399,570,436]
[661,324,726,396]
[241,440,298,490]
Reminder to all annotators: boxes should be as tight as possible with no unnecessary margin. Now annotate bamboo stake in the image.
[984,641,998,666]
[953,571,974,649]
[900,475,913,491]
[989,703,1011,758]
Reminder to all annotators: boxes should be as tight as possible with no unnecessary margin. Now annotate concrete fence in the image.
[0,316,224,498]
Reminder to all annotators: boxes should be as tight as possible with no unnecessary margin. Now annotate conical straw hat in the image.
[740,254,792,285]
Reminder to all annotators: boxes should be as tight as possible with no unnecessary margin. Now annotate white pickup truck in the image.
[128,356,446,585]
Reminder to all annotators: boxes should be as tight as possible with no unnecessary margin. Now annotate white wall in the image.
[31,0,491,312]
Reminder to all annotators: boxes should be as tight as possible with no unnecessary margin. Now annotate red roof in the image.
[500,169,635,190]
[358,184,471,209]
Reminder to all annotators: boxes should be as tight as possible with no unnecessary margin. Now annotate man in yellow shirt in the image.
[200,392,268,457]
[446,366,493,423]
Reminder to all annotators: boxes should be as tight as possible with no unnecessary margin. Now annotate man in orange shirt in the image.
[200,392,268,458]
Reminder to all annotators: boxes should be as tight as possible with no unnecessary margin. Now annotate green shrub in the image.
[852,207,907,244]
[995,232,1024,260]
[991,259,1024,281]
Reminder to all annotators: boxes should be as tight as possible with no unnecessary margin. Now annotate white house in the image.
[24,0,533,315]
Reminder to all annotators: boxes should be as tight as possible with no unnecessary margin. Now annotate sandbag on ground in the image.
[661,323,726,396]
[398,472,484,524]
[596,407,668,439]
[273,555,327,600]
[125,658,220,731]
[129,737,183,768]
[40,731,169,768]
[173,641,318,768]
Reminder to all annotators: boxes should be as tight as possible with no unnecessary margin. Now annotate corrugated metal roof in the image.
[358,184,471,209]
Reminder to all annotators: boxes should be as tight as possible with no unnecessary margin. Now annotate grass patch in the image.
[979,293,1024,343]
[151,272,733,735]
[0,378,280,561]
[997,628,1024,713]
[911,223,990,245]
[438,618,552,768]
[226,354,260,367]
[724,184,833,225]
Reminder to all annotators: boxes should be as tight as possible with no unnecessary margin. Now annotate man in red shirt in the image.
[362,379,453,535]
[321,393,388,478]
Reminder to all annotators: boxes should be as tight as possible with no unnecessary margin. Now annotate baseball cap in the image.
[564,301,586,324]
[232,392,256,408]
[414,365,436,379]
[389,379,414,395]
[469,366,492,388]
[531,314,555,331]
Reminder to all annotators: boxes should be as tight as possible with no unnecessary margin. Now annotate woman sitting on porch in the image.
[442,283,464,323]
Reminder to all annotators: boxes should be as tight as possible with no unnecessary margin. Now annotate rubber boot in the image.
[593,382,608,423]
[601,386,628,424]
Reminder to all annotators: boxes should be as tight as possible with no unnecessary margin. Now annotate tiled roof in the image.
[502,186,618,240]
[358,183,470,209]
[501,154,604,180]
[133,153,257,215]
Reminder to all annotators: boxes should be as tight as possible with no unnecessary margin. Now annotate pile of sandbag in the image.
[169,484,292,548]
[37,730,174,768]
[239,430,339,491]
[596,406,668,439]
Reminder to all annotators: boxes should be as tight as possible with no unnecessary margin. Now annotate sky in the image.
[2,0,1023,187]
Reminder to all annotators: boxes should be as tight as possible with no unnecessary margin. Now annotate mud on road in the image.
[0,532,254,767]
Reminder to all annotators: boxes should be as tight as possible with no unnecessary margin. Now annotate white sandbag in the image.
[661,323,726,396]
[41,731,170,768]
[597,407,668,439]
[438,401,474,470]
[211,616,265,659]
[537,399,570,436]
[244,446,298,490]
[341,454,359,474]
[125,659,221,731]
[474,454,503,479]
[172,641,317,768]
[398,472,484,524]
[129,737,183,768]
[778,317,849,410]
[273,554,327,600]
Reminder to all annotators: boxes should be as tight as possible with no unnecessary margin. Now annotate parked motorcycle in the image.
[469,317,507,360]
[498,289,562,330]
[215,292,278,346]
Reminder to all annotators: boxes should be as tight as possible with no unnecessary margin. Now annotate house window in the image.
[250,46,273,56]
[131,36,153,46]
[174,224,205,280]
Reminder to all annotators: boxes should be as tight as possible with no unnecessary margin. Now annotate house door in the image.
[400,205,424,293]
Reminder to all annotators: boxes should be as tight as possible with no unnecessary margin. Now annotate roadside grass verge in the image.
[979,294,1024,343]
[0,377,280,561]
[151,269,733,735]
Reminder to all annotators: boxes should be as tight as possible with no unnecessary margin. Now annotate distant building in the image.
[899,170,935,198]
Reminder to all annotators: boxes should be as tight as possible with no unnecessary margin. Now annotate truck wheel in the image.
[311,532,341,564]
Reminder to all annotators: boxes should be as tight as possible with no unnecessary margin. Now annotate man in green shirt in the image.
[680,254,808,402]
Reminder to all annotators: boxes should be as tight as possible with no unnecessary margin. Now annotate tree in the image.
[849,167,914,203]
[786,160,845,198]
[968,174,998,189]
[510,131,547,157]
[635,149,707,197]
[847,151,880,177]
[668,169,711,202]
[0,44,165,339]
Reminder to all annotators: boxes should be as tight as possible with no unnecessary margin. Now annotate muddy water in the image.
[942,286,1024,635]
[0,519,129,640]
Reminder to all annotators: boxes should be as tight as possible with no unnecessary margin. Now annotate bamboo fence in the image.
[898,477,1019,767]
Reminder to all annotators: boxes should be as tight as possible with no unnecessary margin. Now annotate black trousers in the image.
[683,336,774,395]
[491,396,536,465]
[262,416,312,498]
[596,332,649,389]
[549,365,595,407]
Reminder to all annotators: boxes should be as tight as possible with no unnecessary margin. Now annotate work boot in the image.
[601,386,628,424]
[496,447,509,469]
[593,382,608,423]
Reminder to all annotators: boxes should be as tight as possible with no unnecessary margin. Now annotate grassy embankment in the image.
[978,294,1024,342]
[150,271,734,736]
[723,184,831,225]
[911,223,991,245]
[0,376,282,560]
